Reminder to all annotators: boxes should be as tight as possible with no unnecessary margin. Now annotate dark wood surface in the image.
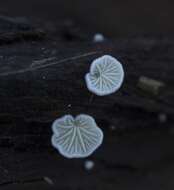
[0,16,174,190]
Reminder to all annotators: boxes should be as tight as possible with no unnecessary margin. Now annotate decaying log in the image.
[0,17,174,190]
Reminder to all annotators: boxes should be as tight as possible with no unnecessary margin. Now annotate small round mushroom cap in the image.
[85,55,124,96]
[51,114,103,158]
[93,33,105,42]
[84,160,94,170]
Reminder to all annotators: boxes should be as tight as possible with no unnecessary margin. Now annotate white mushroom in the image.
[93,33,105,42]
[51,114,103,158]
[85,55,124,96]
[84,160,95,170]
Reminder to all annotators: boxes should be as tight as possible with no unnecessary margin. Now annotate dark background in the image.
[0,0,174,37]
[0,1,174,190]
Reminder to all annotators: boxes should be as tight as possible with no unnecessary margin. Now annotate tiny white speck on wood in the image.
[93,33,105,42]
[84,160,94,170]
[110,125,116,131]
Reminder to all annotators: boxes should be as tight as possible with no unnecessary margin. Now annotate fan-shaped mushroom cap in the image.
[85,55,124,96]
[51,114,103,158]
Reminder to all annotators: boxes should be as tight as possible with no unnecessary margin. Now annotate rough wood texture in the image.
[0,17,174,190]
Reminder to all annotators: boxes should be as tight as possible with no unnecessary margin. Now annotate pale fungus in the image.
[93,33,105,42]
[51,114,103,158]
[84,160,95,170]
[85,55,124,96]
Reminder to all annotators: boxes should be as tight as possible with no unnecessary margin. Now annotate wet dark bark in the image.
[0,16,174,190]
